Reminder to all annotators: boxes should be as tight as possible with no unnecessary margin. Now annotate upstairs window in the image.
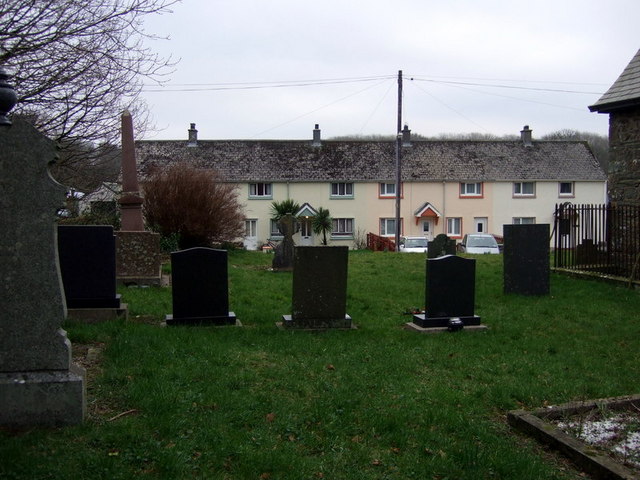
[249,183,272,198]
[559,182,574,197]
[379,182,401,198]
[513,182,535,197]
[331,182,354,198]
[460,182,483,197]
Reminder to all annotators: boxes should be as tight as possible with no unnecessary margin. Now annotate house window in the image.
[330,182,354,197]
[379,182,401,198]
[332,218,354,237]
[460,182,483,197]
[380,218,401,237]
[513,182,535,197]
[245,219,257,237]
[249,183,272,198]
[513,217,536,224]
[559,182,574,197]
[270,220,282,237]
[446,217,462,238]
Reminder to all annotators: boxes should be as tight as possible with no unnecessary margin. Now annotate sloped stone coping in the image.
[507,394,640,480]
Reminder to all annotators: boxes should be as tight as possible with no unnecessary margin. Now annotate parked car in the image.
[459,234,500,254]
[399,236,429,253]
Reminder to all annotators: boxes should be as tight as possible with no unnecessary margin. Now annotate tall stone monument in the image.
[116,110,161,285]
[0,71,85,425]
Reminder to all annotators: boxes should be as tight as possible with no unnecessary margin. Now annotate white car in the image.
[399,236,429,253]
[459,234,500,254]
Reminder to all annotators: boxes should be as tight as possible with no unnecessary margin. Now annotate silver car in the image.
[459,234,500,254]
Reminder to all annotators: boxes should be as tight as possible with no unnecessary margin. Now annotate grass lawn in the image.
[1,250,639,479]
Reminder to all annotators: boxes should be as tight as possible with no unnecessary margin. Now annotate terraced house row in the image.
[134,124,607,249]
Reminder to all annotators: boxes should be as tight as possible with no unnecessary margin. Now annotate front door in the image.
[300,218,314,246]
[243,219,258,250]
[422,219,434,241]
[474,217,488,234]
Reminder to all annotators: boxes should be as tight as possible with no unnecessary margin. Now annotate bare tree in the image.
[0,0,178,188]
[142,163,245,249]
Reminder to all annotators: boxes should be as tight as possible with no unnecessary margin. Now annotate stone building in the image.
[590,48,640,204]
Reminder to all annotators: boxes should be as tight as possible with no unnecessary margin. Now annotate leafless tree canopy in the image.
[142,163,246,249]
[1,0,178,187]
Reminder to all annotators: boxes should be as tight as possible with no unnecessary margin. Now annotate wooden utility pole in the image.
[394,70,403,251]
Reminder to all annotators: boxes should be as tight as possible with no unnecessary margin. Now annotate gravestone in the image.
[166,247,237,326]
[412,255,482,330]
[58,225,122,309]
[272,214,298,271]
[116,110,161,286]
[427,233,457,258]
[503,224,550,295]
[0,117,85,426]
[282,246,352,329]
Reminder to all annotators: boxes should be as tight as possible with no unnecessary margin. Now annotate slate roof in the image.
[135,139,605,183]
[589,48,640,113]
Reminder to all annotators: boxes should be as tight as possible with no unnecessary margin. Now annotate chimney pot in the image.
[520,125,533,147]
[402,124,412,147]
[312,124,321,147]
[188,123,198,147]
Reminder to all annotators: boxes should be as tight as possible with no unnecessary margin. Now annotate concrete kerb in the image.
[507,394,640,480]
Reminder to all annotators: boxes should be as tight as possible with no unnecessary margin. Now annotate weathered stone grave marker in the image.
[503,224,550,296]
[427,233,457,258]
[0,113,85,426]
[272,214,298,271]
[166,247,237,326]
[409,255,485,332]
[281,246,352,329]
[58,225,127,321]
[116,110,161,286]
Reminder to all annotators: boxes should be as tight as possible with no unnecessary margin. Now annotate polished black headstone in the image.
[282,246,351,329]
[503,224,550,295]
[57,225,120,309]
[167,247,236,326]
[413,254,480,328]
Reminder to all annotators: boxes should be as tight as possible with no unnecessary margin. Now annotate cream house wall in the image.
[240,178,607,249]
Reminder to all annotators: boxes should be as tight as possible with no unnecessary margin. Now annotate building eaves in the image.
[589,48,640,113]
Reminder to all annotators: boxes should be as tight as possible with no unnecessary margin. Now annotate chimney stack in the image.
[188,123,198,147]
[312,124,321,147]
[520,125,533,147]
[401,124,412,147]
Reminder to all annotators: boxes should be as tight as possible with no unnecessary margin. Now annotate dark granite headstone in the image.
[427,233,457,258]
[413,255,481,328]
[282,246,351,329]
[503,224,550,295]
[0,117,85,426]
[166,247,236,326]
[57,225,121,309]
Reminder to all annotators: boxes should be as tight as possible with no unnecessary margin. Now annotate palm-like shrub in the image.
[312,207,332,245]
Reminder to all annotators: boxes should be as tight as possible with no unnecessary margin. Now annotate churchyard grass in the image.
[2,250,639,479]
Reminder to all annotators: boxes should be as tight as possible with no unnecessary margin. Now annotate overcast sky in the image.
[139,0,640,141]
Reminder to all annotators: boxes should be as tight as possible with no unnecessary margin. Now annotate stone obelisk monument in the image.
[115,110,161,285]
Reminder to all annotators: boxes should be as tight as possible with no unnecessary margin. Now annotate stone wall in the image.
[609,105,640,204]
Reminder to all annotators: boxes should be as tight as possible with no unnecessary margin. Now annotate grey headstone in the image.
[283,246,351,329]
[0,118,85,426]
[58,225,121,308]
[166,247,236,325]
[272,214,298,271]
[413,255,481,328]
[503,224,550,295]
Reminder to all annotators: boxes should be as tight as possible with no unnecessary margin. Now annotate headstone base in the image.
[117,276,162,287]
[67,303,129,323]
[280,314,353,330]
[66,293,123,310]
[165,312,238,326]
[412,313,482,328]
[0,364,85,427]
[405,321,488,334]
